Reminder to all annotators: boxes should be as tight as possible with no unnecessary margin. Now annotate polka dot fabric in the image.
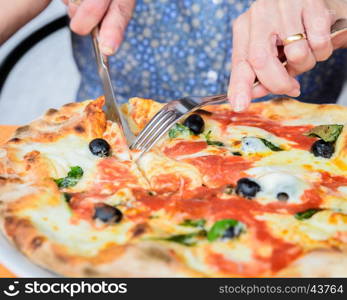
[71,0,347,104]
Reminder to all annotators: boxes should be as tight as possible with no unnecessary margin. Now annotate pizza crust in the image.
[121,97,164,135]
[279,249,347,277]
[2,215,192,277]
[250,98,347,126]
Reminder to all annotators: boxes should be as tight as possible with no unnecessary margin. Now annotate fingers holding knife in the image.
[61,0,135,56]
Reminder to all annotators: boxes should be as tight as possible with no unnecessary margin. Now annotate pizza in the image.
[1,96,347,277]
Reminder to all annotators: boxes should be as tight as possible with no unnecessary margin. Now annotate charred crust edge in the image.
[45,108,58,116]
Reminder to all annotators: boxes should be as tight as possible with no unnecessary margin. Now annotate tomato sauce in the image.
[151,174,191,193]
[163,141,207,158]
[133,189,174,211]
[68,158,144,222]
[207,253,270,276]
[133,185,319,276]
[263,188,322,214]
[203,194,303,275]
[208,241,302,276]
[97,158,139,186]
[211,111,315,150]
[268,242,302,273]
[70,196,95,222]
[185,155,254,187]
[319,171,347,191]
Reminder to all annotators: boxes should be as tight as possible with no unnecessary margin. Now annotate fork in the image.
[130,18,347,156]
[130,94,229,154]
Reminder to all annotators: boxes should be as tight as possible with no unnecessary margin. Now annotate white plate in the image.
[0,232,56,277]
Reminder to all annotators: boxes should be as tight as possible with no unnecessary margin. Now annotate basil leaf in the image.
[204,130,212,140]
[164,230,206,246]
[232,152,242,156]
[63,193,72,203]
[207,140,224,146]
[168,123,191,139]
[223,185,234,195]
[55,177,80,188]
[204,130,224,147]
[180,219,206,228]
[207,219,240,242]
[295,208,321,220]
[54,166,84,188]
[67,166,83,178]
[304,125,344,143]
[259,138,283,152]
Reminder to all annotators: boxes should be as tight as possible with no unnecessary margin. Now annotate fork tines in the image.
[130,109,177,151]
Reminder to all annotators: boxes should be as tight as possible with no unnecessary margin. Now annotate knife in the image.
[91,27,135,146]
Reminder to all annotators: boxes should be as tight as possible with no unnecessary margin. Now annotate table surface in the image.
[0,125,18,277]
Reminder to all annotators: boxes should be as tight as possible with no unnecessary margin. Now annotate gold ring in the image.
[283,33,307,46]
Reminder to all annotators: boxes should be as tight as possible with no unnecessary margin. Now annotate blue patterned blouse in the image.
[71,0,347,104]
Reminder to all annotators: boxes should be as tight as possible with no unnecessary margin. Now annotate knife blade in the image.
[91,27,135,146]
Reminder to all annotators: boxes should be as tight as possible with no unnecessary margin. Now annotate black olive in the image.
[89,138,111,157]
[232,152,242,156]
[222,226,242,239]
[236,178,261,199]
[311,140,334,158]
[183,114,205,135]
[277,192,289,202]
[93,203,123,223]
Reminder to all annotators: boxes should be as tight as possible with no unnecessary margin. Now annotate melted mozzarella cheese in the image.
[18,135,99,190]
[0,183,37,203]
[223,125,292,147]
[105,188,136,206]
[210,239,253,263]
[149,218,203,236]
[165,145,228,161]
[138,152,202,189]
[203,120,293,154]
[20,195,133,256]
[299,211,347,241]
[338,186,347,194]
[246,166,313,204]
[258,210,347,244]
[179,236,256,276]
[0,148,6,158]
[255,149,344,175]
[180,247,213,274]
[241,137,270,154]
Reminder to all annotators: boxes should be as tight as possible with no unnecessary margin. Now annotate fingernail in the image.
[290,77,300,88]
[232,92,249,112]
[100,44,116,56]
[291,88,301,97]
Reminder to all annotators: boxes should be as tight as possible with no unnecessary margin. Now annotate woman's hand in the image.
[228,0,347,112]
[0,0,51,44]
[62,0,135,55]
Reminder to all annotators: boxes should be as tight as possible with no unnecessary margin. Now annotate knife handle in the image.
[91,27,109,73]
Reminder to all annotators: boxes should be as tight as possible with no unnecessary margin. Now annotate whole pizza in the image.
[1,96,347,277]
